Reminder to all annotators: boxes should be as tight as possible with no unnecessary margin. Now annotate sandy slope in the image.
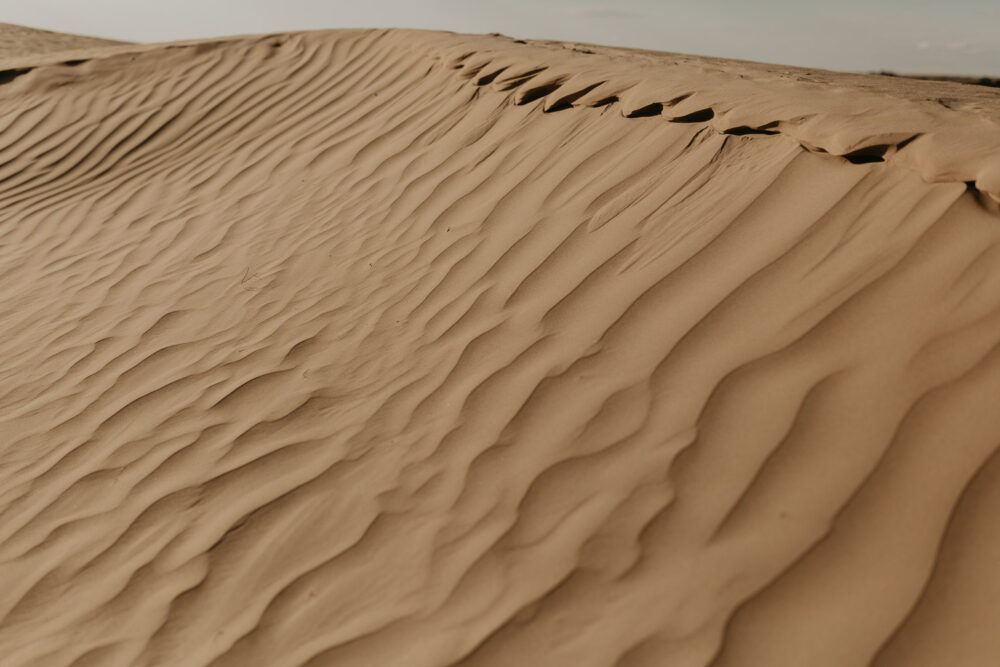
[0,27,999,667]
[0,22,125,59]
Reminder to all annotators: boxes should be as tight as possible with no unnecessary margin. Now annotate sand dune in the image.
[0,26,999,666]
[0,22,125,59]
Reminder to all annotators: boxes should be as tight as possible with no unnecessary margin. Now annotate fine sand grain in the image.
[0,27,999,667]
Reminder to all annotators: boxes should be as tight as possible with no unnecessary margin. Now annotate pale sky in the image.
[2,0,998,76]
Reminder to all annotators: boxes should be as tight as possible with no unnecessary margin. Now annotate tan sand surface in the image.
[0,26,999,667]
[0,22,125,59]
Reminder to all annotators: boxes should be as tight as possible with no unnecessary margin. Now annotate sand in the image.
[0,23,125,59]
[0,25,999,667]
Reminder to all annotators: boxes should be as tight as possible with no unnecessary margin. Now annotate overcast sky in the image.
[2,0,998,76]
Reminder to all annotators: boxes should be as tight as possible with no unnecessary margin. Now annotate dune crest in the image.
[0,22,125,59]
[0,27,999,666]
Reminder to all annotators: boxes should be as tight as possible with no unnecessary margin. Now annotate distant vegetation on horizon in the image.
[872,71,1000,88]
